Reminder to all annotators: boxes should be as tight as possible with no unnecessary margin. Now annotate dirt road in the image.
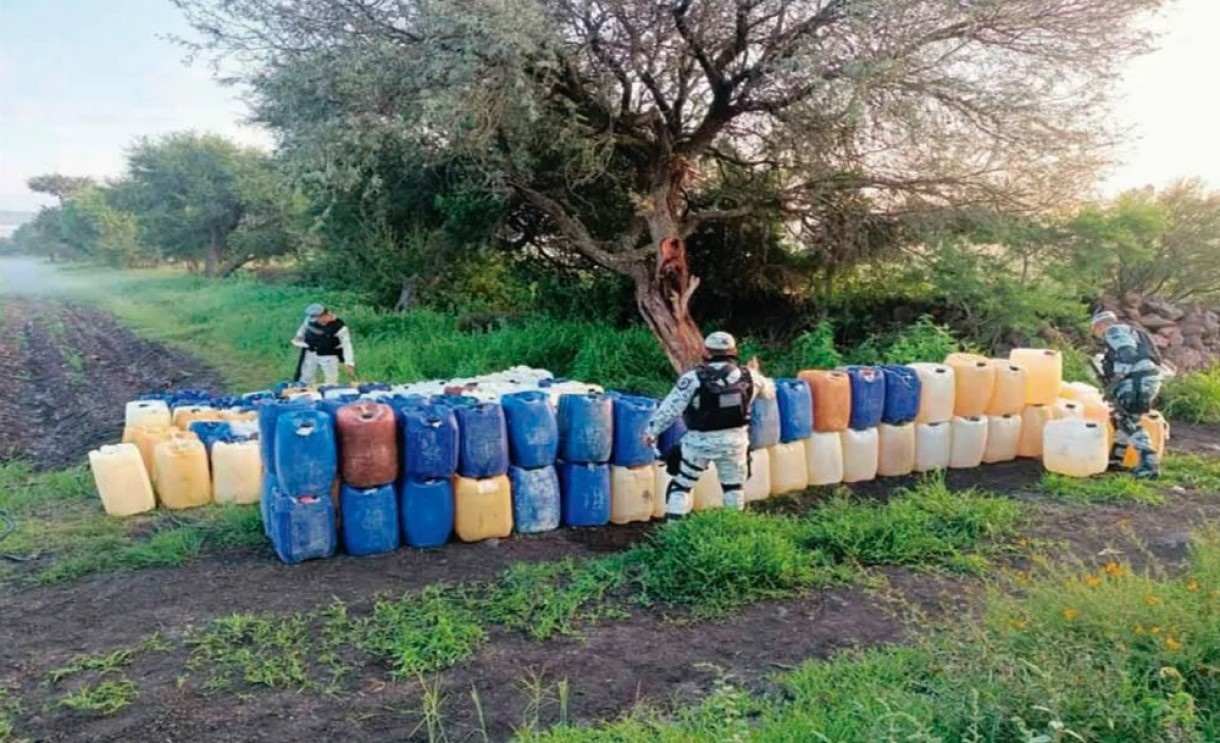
[0,264,223,467]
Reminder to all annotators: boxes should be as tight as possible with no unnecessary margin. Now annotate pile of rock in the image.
[1102,294,1220,372]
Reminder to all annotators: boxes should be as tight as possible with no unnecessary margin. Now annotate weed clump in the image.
[800,477,1022,570]
[629,510,833,615]
[357,585,487,678]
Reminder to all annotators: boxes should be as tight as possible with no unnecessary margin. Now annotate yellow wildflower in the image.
[1009,618,1029,630]
[1145,595,1161,606]
[1083,575,1102,588]
[1186,580,1199,592]
[1165,637,1182,652]
[1015,570,1030,584]
[1104,562,1124,578]
[1133,625,1145,635]
[1062,607,1080,621]
[1150,626,1162,635]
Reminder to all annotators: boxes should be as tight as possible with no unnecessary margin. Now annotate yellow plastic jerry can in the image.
[89,443,156,517]
[454,475,513,542]
[154,435,212,509]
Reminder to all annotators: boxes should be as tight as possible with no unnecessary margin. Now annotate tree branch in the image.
[682,205,756,237]
[511,183,623,271]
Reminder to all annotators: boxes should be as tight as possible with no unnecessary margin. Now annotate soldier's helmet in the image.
[704,331,738,357]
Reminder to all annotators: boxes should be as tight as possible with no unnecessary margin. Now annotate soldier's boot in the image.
[1131,450,1160,480]
[665,481,692,523]
[1107,443,1128,472]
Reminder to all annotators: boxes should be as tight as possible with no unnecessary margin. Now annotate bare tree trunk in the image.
[622,158,710,371]
[633,263,706,372]
[204,229,222,278]
[219,254,256,278]
[636,174,705,371]
[394,276,418,312]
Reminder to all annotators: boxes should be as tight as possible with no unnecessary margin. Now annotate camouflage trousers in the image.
[1110,374,1162,456]
[666,429,749,515]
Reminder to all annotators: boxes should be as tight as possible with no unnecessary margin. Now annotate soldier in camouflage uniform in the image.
[1092,311,1163,479]
[644,332,776,518]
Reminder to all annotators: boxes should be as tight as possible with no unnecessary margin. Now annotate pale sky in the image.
[0,0,1217,213]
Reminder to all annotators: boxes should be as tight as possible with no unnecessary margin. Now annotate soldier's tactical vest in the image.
[304,318,346,360]
[684,365,753,432]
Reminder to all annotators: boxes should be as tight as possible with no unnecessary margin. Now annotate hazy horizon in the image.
[2,0,1218,213]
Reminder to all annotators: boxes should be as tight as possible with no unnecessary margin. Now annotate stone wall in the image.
[1101,294,1220,372]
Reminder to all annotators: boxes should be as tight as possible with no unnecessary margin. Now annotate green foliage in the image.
[26,174,96,202]
[56,677,139,716]
[1161,366,1220,424]
[1065,180,1220,302]
[356,586,487,678]
[1057,341,1097,384]
[115,132,300,274]
[900,237,1091,349]
[46,635,171,686]
[1041,471,1164,505]
[766,321,844,377]
[800,478,1023,570]
[0,685,19,741]
[841,315,967,367]
[1161,455,1220,493]
[474,559,629,640]
[525,526,1220,742]
[0,460,266,585]
[187,613,315,690]
[629,510,834,616]
[55,188,152,267]
[879,316,964,364]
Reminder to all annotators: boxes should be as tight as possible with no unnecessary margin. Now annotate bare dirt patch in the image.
[0,298,224,469]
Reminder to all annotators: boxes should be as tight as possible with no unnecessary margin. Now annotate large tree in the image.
[1064,179,1220,302]
[117,132,296,276]
[176,0,1162,369]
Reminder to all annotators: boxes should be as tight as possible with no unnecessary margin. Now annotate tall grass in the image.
[33,268,676,394]
[1161,366,1220,424]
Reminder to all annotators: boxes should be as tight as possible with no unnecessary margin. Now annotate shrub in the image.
[629,510,828,615]
[1160,366,1220,424]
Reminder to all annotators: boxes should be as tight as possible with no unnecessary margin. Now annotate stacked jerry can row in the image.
[399,402,460,548]
[335,402,400,557]
[95,348,1134,566]
[453,401,512,541]
[96,398,263,517]
[610,394,661,522]
[504,390,561,534]
[773,378,813,494]
[802,371,849,488]
[558,393,613,526]
[266,403,340,564]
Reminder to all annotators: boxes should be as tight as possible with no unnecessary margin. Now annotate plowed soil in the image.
[0,298,223,469]
[1,277,1218,742]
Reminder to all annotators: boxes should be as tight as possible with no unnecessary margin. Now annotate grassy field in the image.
[523,524,1220,742]
[18,266,677,396]
[2,260,1219,741]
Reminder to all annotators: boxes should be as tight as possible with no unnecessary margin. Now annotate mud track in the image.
[0,298,223,469]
